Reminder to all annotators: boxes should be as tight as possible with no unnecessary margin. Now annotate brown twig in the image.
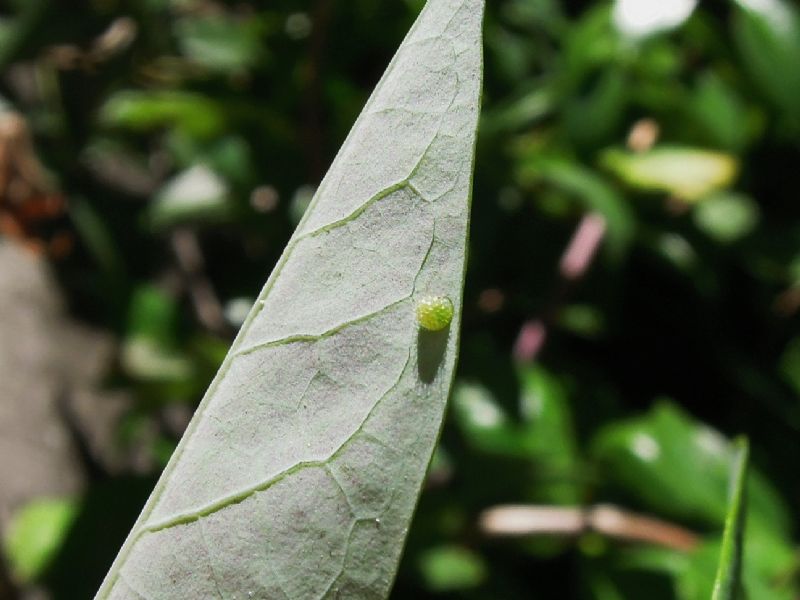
[479,504,700,552]
[559,213,607,282]
[169,228,230,337]
[45,17,137,71]
[513,117,662,362]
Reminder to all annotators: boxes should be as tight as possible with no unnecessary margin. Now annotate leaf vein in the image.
[233,297,409,358]
[138,350,412,535]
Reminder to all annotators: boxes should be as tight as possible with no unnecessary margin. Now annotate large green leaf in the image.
[590,401,789,535]
[100,90,226,139]
[95,0,485,597]
[600,146,739,202]
[731,0,800,130]
[711,438,748,600]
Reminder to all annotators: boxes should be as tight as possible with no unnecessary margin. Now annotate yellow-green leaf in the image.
[601,146,739,201]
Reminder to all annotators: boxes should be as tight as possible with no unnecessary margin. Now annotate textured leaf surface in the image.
[95,0,484,597]
[711,438,749,600]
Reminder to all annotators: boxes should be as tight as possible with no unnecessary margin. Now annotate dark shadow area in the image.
[418,326,450,384]
[42,477,156,600]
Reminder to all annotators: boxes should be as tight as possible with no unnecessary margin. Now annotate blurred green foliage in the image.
[0,0,799,598]
[3,498,78,584]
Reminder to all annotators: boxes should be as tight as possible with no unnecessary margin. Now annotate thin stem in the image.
[170,228,230,336]
[479,504,700,552]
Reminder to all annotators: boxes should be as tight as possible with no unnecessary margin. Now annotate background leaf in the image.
[591,401,787,534]
[3,498,79,584]
[600,146,739,202]
[731,0,800,131]
[711,438,748,600]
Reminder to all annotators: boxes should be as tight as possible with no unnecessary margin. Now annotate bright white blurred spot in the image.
[631,433,661,461]
[694,427,728,456]
[289,184,316,224]
[458,385,506,428]
[520,391,543,421]
[613,0,698,37]
[736,0,782,11]
[734,0,793,33]
[224,297,255,327]
[158,164,227,211]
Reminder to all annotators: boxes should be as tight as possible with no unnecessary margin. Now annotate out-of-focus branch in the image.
[513,212,607,363]
[479,504,700,553]
[45,17,137,70]
[169,228,230,336]
[0,111,72,258]
[559,213,607,282]
[513,118,661,363]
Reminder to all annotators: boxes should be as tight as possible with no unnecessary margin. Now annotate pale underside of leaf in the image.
[95,0,484,598]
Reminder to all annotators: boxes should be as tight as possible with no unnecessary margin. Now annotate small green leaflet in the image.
[95,0,485,598]
[711,437,749,600]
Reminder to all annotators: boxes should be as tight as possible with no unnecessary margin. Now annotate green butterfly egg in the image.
[416,296,454,331]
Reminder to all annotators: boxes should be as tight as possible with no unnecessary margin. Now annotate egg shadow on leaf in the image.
[417,325,449,384]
